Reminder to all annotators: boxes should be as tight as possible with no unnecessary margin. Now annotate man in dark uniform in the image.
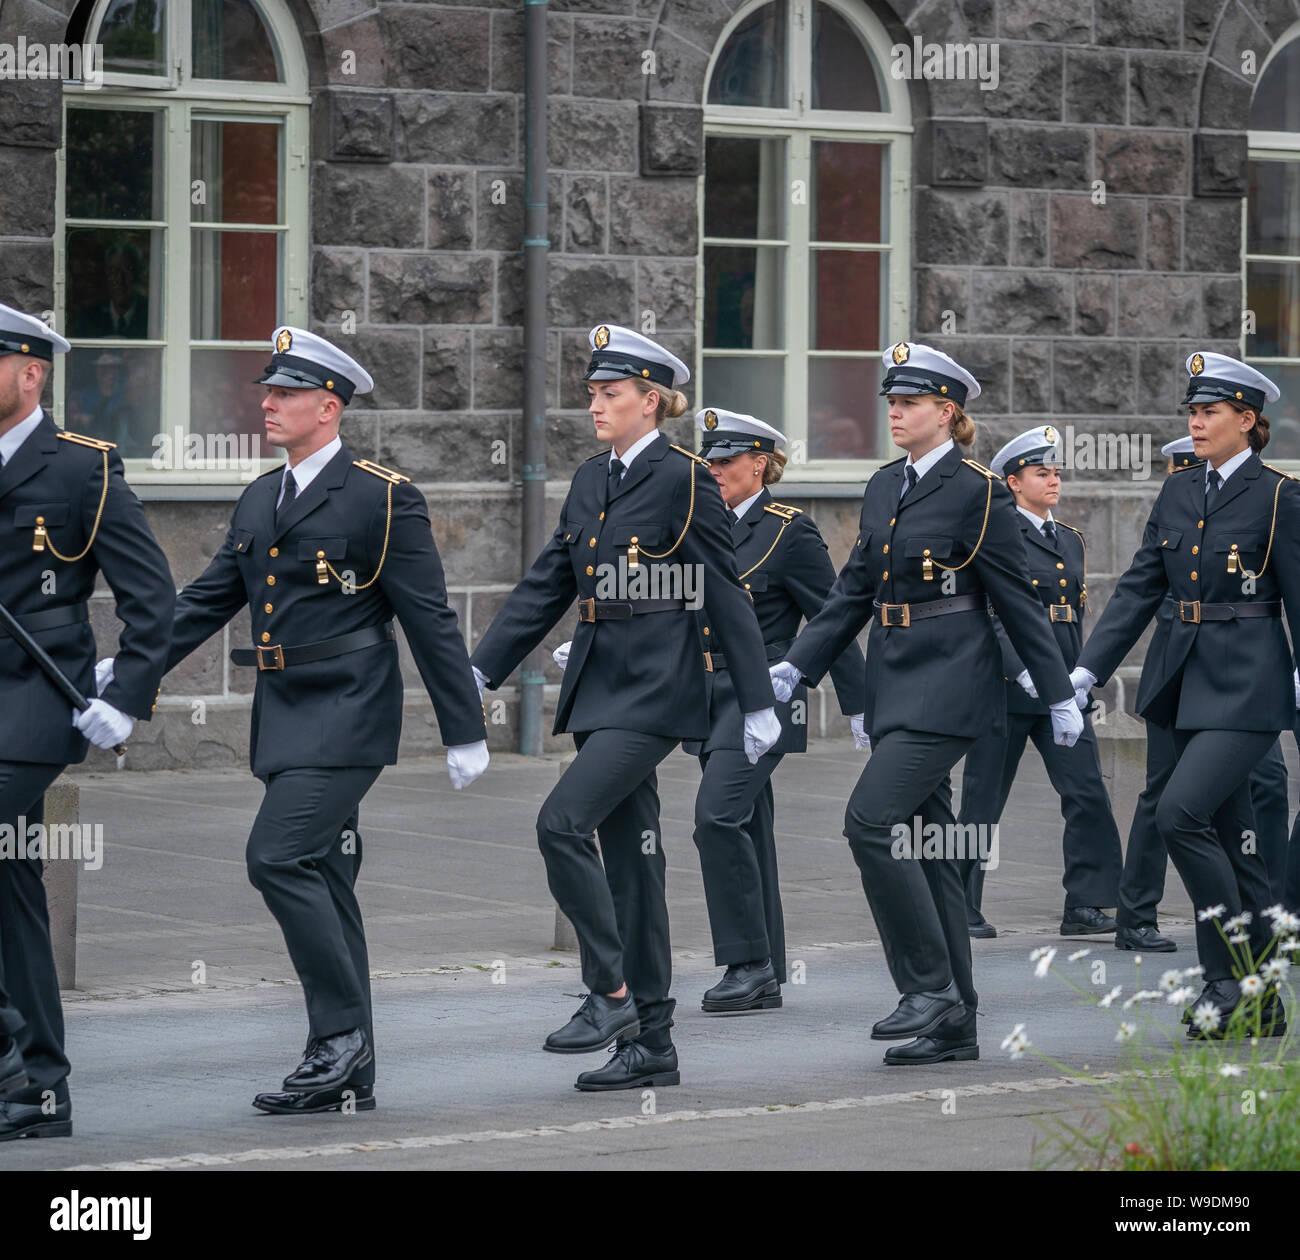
[0,303,174,1140]
[957,426,1122,939]
[155,327,488,1114]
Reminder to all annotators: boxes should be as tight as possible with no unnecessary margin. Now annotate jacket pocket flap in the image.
[741,572,771,592]
[903,536,954,559]
[611,525,665,547]
[1158,529,1183,549]
[1214,534,1264,553]
[297,537,347,561]
[227,526,255,553]
[14,503,70,528]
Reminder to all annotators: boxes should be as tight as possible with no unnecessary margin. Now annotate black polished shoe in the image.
[0,1097,72,1141]
[967,914,997,940]
[884,1005,979,1064]
[574,1040,680,1091]
[253,1083,376,1114]
[702,960,781,1013]
[0,1038,28,1097]
[282,1027,372,1092]
[871,982,964,1041]
[544,992,640,1054]
[1061,906,1118,935]
[1187,985,1287,1039]
[1116,923,1177,952]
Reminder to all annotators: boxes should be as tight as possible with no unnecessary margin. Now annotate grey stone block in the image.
[334,327,422,412]
[930,120,988,186]
[1137,339,1181,416]
[428,169,475,251]
[1193,133,1248,196]
[320,15,387,88]
[312,163,424,248]
[1096,0,1182,48]
[0,147,53,236]
[378,411,512,483]
[472,326,558,410]
[645,27,711,104]
[915,269,972,333]
[942,337,1010,412]
[970,270,1071,335]
[1050,195,1143,269]
[368,252,494,325]
[1128,53,1201,128]
[653,0,739,54]
[1182,0,1221,48]
[490,7,574,95]
[397,93,516,166]
[1210,1,1270,79]
[473,170,563,252]
[0,240,50,314]
[982,44,1064,122]
[999,0,1092,41]
[1011,338,1053,412]
[548,98,638,172]
[565,176,608,253]
[1076,274,1116,336]
[1184,199,1241,272]
[0,77,61,148]
[988,124,1089,188]
[1051,341,1138,413]
[311,249,365,323]
[382,5,491,92]
[1204,275,1243,339]
[327,90,395,161]
[1064,49,1127,124]
[641,104,704,176]
[548,256,636,328]
[1010,190,1049,266]
[608,177,698,255]
[421,327,472,411]
[916,189,1008,266]
[1145,200,1181,271]
[1117,274,1202,339]
[637,258,696,331]
[1095,129,1189,196]
[1199,62,1253,129]
[569,16,654,100]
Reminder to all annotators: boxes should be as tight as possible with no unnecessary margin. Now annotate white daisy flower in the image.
[1197,904,1227,922]
[1098,985,1123,1008]
[1261,958,1290,982]
[1033,947,1057,978]
[1270,912,1300,936]
[1166,986,1195,1005]
[1239,974,1264,997]
[1115,1021,1136,1042]
[1068,948,1092,962]
[1000,1023,1030,1060]
[1157,968,1184,992]
[1279,937,1300,953]
[1218,1064,1243,1077]
[1122,989,1161,1010]
[1261,904,1285,921]
[1224,912,1253,932]
[1192,1001,1222,1032]
[1228,932,1249,945]
[1182,964,1205,976]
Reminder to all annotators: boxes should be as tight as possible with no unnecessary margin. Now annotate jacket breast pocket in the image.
[855,530,871,550]
[227,526,255,554]
[1214,533,1264,556]
[741,572,771,593]
[612,525,665,547]
[297,537,347,561]
[1157,528,1183,551]
[14,503,70,528]
[903,536,954,559]
[562,521,585,546]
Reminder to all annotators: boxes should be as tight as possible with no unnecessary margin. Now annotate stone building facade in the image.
[0,0,1295,767]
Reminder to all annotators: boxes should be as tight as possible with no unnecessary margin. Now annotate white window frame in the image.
[56,0,309,484]
[699,0,913,483]
[1244,19,1300,470]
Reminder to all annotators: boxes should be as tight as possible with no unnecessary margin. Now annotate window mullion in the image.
[788,130,810,454]
[165,99,191,443]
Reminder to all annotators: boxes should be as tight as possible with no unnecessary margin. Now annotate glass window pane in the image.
[811,2,882,111]
[193,0,281,81]
[1247,161,1300,257]
[699,355,785,428]
[1246,261,1300,358]
[707,0,787,109]
[63,345,162,457]
[66,228,163,340]
[704,136,786,239]
[98,0,167,77]
[810,251,883,350]
[1247,362,1300,459]
[808,358,885,460]
[191,120,283,224]
[65,108,163,221]
[812,141,886,243]
[703,246,785,349]
[191,231,283,340]
[1252,38,1300,132]
[190,349,274,448]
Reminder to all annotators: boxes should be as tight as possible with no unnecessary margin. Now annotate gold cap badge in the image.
[594,325,611,350]
[1044,425,1056,444]
[1190,353,1205,376]
[892,342,910,365]
[275,329,293,354]
[703,410,718,430]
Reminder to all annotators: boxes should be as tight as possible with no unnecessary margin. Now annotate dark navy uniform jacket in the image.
[1078,454,1300,732]
[995,513,1087,717]
[472,432,775,740]
[785,444,1074,741]
[686,487,865,756]
[0,412,174,764]
[167,443,486,777]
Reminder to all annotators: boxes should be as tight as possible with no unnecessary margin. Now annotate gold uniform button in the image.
[589,538,596,548]
[264,603,273,614]
[1191,545,1199,555]
[1059,578,1067,586]
[1032,579,1039,586]
[599,512,605,521]
[889,517,896,526]
[1197,520,1204,528]
[744,582,751,590]
[269,547,279,557]
[1056,562,1064,570]
[585,565,594,576]
[703,627,710,636]
[1191,570,1198,581]
[882,545,889,554]
[266,575,276,585]
[260,632,271,643]
[1059,596,1066,603]
[882,570,889,580]
[923,548,931,557]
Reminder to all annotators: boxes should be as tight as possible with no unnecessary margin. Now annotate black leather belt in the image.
[0,603,89,637]
[1176,600,1281,624]
[704,638,792,674]
[577,598,685,622]
[873,594,986,628]
[231,623,396,671]
[1049,605,1077,623]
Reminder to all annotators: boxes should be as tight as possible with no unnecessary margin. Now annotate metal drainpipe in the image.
[519,0,549,757]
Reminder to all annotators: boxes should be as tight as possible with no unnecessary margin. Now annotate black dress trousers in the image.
[1248,737,1289,901]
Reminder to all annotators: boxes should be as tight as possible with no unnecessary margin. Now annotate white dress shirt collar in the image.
[281,435,342,501]
[0,405,44,465]
[904,437,954,484]
[1208,446,1252,487]
[610,427,662,476]
[1017,505,1055,533]
[731,487,765,521]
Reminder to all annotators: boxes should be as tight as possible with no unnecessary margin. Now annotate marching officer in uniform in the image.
[956,426,1122,940]
[0,303,174,1140]
[1073,353,1300,1036]
[769,343,1082,1066]
[154,327,489,1113]
[685,409,866,1012]
[471,325,779,1091]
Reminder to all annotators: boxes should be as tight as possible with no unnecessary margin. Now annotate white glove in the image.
[471,666,490,700]
[447,739,489,790]
[1015,669,1038,699]
[1293,668,1299,710]
[94,657,115,696]
[850,713,870,751]
[1068,665,1096,709]
[552,641,571,672]
[743,707,781,764]
[72,699,133,750]
[1049,699,1084,748]
[769,660,801,703]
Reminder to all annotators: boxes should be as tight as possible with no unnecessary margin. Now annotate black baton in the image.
[0,600,128,756]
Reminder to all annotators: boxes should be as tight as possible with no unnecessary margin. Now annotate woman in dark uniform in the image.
[770,342,1081,1066]
[470,324,779,1091]
[1073,352,1300,1036]
[684,408,866,1013]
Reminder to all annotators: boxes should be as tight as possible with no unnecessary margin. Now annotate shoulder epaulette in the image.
[585,449,608,462]
[880,455,906,469]
[962,457,999,480]
[57,430,115,452]
[1055,521,1084,540]
[670,443,709,467]
[1171,461,1203,473]
[763,502,803,521]
[1263,462,1296,481]
[353,459,410,485]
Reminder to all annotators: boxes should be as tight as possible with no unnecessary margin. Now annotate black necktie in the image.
[901,465,918,501]
[277,472,297,521]
[1206,470,1222,508]
[1042,519,1057,545]
[606,457,624,503]
[728,509,740,525]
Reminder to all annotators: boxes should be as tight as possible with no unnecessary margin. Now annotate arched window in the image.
[700,0,911,472]
[56,0,309,478]
[1246,25,1300,461]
